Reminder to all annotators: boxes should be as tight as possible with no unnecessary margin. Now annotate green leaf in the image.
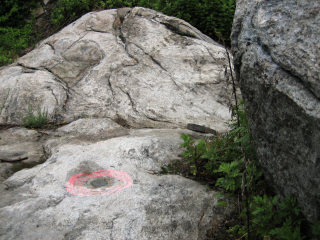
[217,200,228,207]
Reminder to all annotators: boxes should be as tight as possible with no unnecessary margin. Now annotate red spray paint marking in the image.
[66,170,132,196]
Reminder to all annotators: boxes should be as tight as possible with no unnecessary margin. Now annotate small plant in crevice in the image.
[21,105,50,129]
[180,133,207,177]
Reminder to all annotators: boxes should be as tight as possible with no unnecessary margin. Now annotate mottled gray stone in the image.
[44,118,130,156]
[0,7,235,132]
[57,118,125,136]
[0,66,66,124]
[0,129,232,240]
[0,128,44,182]
[231,0,320,221]
[0,8,235,239]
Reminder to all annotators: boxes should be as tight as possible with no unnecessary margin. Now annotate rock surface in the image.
[0,128,45,182]
[0,7,234,133]
[0,7,235,239]
[0,125,231,240]
[232,0,320,221]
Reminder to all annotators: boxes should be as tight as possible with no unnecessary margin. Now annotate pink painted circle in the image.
[66,170,132,196]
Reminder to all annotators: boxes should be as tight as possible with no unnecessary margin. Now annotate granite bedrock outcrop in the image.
[0,7,236,240]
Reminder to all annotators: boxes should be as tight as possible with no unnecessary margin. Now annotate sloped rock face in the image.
[232,0,320,221]
[0,7,234,132]
[0,125,231,240]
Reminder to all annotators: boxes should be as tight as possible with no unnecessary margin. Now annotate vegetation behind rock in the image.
[0,0,40,65]
[0,0,235,66]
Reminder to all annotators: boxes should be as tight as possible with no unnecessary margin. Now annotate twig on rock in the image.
[0,157,28,162]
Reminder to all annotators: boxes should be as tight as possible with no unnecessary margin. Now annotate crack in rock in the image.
[45,42,56,55]
[63,32,89,52]
[148,54,181,89]
[15,62,71,114]
[106,74,116,98]
[86,28,109,34]
[125,41,181,89]
[114,8,181,90]
[42,67,71,112]
[159,22,198,39]
[47,86,59,106]
[17,63,39,73]
[113,114,132,128]
[143,113,173,124]
[117,87,138,113]
[118,31,140,65]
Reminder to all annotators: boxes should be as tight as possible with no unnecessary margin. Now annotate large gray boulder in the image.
[231,0,320,221]
[0,7,235,239]
[0,7,234,132]
[0,124,231,240]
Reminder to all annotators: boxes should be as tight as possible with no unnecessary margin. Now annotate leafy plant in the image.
[0,23,34,65]
[22,105,50,129]
[0,0,39,66]
[214,159,242,192]
[231,195,306,240]
[138,0,236,45]
[51,0,138,26]
[96,0,138,8]
[0,0,39,28]
[51,0,95,26]
[180,133,207,176]
[179,101,319,239]
[0,0,236,66]
[51,0,235,44]
[311,222,320,240]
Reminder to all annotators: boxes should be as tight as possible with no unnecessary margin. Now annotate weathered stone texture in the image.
[232,0,320,221]
[0,128,44,182]
[0,7,235,132]
[0,127,231,240]
[0,8,235,239]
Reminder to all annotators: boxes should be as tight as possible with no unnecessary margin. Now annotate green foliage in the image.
[179,101,318,240]
[22,105,50,129]
[0,23,34,65]
[180,133,207,176]
[0,0,236,66]
[0,0,39,28]
[180,101,260,193]
[51,0,235,44]
[214,159,242,192]
[51,0,138,26]
[0,0,39,66]
[51,0,96,26]
[243,195,305,240]
[96,0,138,8]
[137,0,236,44]
[50,0,138,26]
[312,222,320,240]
